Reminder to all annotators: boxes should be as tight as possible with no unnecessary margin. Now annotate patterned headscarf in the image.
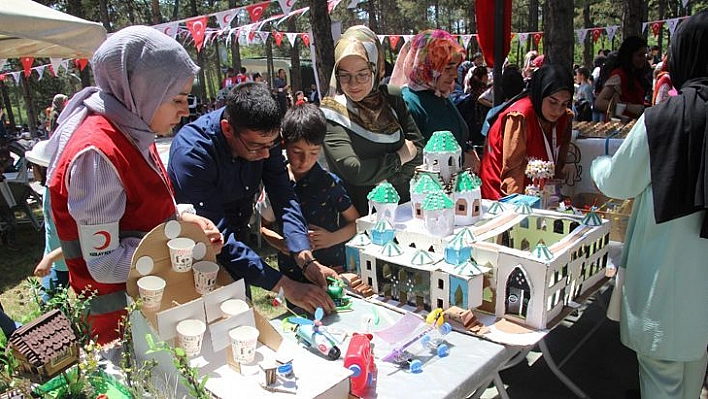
[321,25,400,134]
[390,29,465,97]
[46,25,199,179]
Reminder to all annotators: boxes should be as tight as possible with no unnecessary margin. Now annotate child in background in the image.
[26,140,68,302]
[258,104,359,278]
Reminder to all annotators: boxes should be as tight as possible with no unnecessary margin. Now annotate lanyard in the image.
[538,120,557,162]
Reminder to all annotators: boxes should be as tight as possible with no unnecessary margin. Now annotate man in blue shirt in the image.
[168,82,335,313]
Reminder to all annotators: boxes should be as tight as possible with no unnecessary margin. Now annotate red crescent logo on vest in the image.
[93,231,111,250]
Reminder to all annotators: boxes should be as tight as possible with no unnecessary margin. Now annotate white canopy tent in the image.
[0,0,107,59]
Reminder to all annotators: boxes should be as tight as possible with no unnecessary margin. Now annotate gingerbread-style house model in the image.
[410,130,483,232]
[347,193,612,330]
[8,309,79,378]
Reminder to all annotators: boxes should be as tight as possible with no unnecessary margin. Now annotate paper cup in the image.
[192,261,220,294]
[137,275,166,311]
[229,325,259,364]
[220,299,249,319]
[168,237,195,272]
[615,103,627,117]
[176,319,206,358]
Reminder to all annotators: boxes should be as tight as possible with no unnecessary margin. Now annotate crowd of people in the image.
[0,10,706,398]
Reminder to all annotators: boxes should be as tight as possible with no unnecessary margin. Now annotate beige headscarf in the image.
[321,25,399,134]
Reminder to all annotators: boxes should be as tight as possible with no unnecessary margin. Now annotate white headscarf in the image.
[47,25,199,179]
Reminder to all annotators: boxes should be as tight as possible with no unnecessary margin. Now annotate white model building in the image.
[346,200,611,330]
[409,131,483,234]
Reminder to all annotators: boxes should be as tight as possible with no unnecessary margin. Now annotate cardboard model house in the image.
[8,309,79,378]
[349,202,611,330]
[367,182,399,222]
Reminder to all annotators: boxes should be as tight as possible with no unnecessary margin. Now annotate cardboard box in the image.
[127,221,350,398]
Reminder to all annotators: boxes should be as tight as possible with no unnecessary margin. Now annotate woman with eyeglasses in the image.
[390,29,478,171]
[320,25,424,216]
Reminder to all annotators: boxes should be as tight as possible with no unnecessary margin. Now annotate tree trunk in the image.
[309,0,335,94]
[1,81,16,129]
[287,18,302,93]
[172,0,179,20]
[190,0,206,101]
[657,0,666,55]
[366,0,379,33]
[229,0,241,69]
[622,0,643,39]
[20,77,37,134]
[544,0,574,69]
[151,0,162,25]
[583,3,593,68]
[98,0,112,32]
[527,0,539,52]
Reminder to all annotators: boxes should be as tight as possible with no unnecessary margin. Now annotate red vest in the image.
[480,97,570,200]
[49,114,176,343]
[611,68,646,113]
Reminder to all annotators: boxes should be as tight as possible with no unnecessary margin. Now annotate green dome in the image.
[454,227,476,244]
[380,240,403,257]
[412,174,443,194]
[454,170,482,192]
[531,242,553,261]
[410,249,435,265]
[581,210,603,226]
[424,130,461,153]
[421,191,454,211]
[367,182,400,204]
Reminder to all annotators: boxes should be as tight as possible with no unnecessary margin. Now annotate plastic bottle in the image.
[344,333,377,397]
[420,322,452,357]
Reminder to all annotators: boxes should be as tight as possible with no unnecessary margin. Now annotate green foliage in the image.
[118,301,163,398]
[28,278,94,347]
[145,334,211,399]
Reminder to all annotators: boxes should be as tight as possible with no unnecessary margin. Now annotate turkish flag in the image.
[475,0,512,67]
[20,57,34,77]
[75,58,89,71]
[273,31,284,47]
[651,21,663,37]
[532,32,543,47]
[245,2,269,23]
[388,35,401,51]
[186,16,208,51]
[301,33,310,47]
[591,28,603,43]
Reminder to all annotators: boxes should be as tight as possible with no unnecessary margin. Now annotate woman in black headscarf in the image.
[479,64,574,199]
[591,11,708,399]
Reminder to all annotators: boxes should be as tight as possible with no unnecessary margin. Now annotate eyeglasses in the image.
[337,71,372,85]
[236,134,280,154]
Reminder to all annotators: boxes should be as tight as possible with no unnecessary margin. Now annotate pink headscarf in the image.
[389,29,465,97]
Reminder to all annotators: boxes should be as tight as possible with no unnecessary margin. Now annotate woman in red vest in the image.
[594,36,651,119]
[479,64,574,200]
[47,26,223,345]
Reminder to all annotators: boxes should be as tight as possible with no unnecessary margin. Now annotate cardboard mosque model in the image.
[346,132,612,330]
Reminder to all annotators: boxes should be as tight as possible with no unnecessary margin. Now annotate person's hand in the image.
[463,149,481,173]
[279,277,335,314]
[181,213,224,255]
[397,139,418,165]
[303,261,339,289]
[308,225,336,251]
[34,256,52,277]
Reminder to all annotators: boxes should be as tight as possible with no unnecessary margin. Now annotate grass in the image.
[0,213,285,335]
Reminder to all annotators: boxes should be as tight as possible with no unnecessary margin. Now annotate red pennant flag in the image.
[388,35,401,51]
[0,74,5,81]
[273,31,284,47]
[651,21,663,37]
[591,28,603,43]
[248,31,256,42]
[20,57,34,77]
[75,58,89,71]
[245,2,269,23]
[186,17,208,51]
[533,32,543,46]
[301,33,310,47]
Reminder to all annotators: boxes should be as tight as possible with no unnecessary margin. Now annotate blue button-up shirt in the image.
[167,108,310,290]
